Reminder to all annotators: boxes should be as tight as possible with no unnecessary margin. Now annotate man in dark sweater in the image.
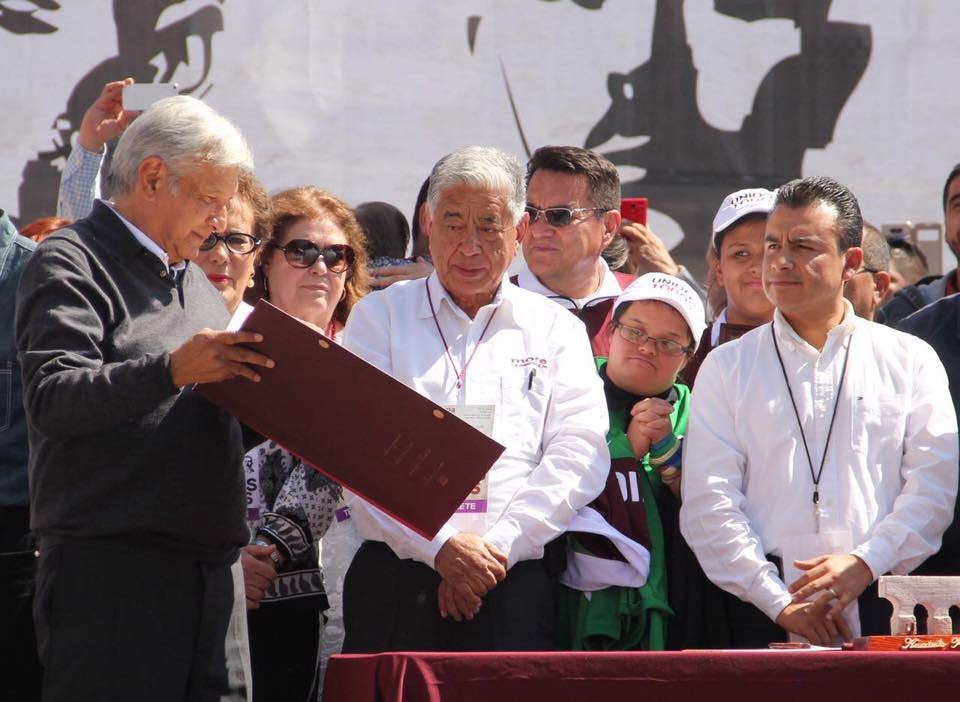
[15,95,272,702]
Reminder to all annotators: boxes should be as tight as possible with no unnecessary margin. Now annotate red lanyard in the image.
[425,278,498,391]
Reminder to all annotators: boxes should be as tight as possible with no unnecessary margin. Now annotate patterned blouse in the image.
[245,440,342,605]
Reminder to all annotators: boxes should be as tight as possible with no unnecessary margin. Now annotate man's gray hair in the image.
[109,95,254,196]
[427,146,526,225]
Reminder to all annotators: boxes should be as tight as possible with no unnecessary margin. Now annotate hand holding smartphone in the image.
[620,197,648,225]
[122,83,179,111]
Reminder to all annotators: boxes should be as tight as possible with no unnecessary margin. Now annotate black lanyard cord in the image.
[770,322,852,511]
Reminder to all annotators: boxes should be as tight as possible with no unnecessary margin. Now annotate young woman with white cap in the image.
[558,273,705,651]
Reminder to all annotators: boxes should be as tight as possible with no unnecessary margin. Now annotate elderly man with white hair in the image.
[16,95,273,701]
[341,146,610,652]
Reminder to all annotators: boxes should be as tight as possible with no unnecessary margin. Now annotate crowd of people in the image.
[2,78,959,701]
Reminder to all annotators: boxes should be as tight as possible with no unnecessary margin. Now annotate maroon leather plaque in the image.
[198,300,505,540]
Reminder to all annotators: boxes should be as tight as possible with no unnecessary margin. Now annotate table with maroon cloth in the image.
[323,649,958,702]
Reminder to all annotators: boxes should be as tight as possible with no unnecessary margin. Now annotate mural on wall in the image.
[498,0,871,267]
[5,0,874,275]
[586,0,870,265]
[0,0,60,35]
[6,0,225,226]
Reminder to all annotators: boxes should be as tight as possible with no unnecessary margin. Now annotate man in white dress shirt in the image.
[680,176,958,646]
[340,146,610,651]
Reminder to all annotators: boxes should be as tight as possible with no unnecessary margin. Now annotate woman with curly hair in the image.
[242,186,368,701]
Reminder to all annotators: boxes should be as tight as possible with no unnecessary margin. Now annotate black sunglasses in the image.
[272,240,355,273]
[525,205,605,227]
[199,232,261,255]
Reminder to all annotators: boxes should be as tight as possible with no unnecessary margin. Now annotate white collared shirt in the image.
[341,273,610,568]
[516,258,623,308]
[103,200,186,279]
[226,301,254,332]
[680,300,958,622]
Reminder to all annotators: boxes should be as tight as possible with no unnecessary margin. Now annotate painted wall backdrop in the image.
[1,0,957,276]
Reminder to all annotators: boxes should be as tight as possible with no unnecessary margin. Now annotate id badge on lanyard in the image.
[445,404,495,533]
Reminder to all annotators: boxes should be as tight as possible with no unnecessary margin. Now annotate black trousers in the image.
[247,596,323,702]
[342,541,557,652]
[0,510,42,701]
[33,538,244,702]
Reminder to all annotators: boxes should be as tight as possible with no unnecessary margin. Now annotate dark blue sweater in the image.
[15,201,247,561]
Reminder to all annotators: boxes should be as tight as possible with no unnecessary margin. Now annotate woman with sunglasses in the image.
[242,186,369,702]
[259,187,368,337]
[559,273,705,651]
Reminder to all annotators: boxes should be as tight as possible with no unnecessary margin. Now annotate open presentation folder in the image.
[197,300,506,540]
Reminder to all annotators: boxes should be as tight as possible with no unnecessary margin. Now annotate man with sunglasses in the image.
[340,146,609,653]
[16,97,273,701]
[516,146,704,358]
[515,146,632,358]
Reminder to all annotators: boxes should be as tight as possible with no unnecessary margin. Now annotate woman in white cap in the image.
[682,188,776,386]
[558,272,705,651]
[670,188,778,650]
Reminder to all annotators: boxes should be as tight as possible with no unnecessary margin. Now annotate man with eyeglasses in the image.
[843,223,891,322]
[680,176,957,648]
[340,146,609,652]
[16,96,273,701]
[516,146,703,357]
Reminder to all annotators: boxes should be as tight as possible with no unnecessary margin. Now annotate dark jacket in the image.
[0,210,36,509]
[15,201,247,560]
[897,294,960,575]
[879,270,954,327]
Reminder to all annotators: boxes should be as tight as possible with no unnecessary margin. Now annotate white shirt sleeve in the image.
[58,143,104,221]
[850,340,959,577]
[679,349,793,622]
[483,316,610,567]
